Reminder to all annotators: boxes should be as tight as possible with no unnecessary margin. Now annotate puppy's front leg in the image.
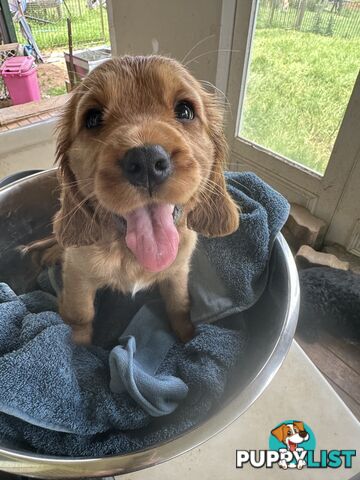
[59,257,97,345]
[160,267,195,343]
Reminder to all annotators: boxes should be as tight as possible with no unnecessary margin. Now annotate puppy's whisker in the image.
[60,195,97,239]
[198,191,217,212]
[184,49,241,68]
[198,183,225,201]
[55,191,96,226]
[87,201,100,233]
[222,177,254,197]
[199,79,232,114]
[199,79,226,99]
[199,178,230,199]
[200,187,221,208]
[54,179,94,195]
[89,201,109,236]
[181,34,215,64]
[169,176,227,206]
[57,179,93,188]
[203,175,249,202]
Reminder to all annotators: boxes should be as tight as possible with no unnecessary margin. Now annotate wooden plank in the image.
[324,374,360,421]
[0,95,68,126]
[0,43,19,53]
[320,330,360,373]
[298,338,360,404]
[17,118,31,127]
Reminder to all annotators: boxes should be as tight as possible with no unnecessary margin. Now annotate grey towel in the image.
[109,301,189,416]
[0,171,289,457]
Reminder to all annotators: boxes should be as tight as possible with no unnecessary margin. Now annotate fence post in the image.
[0,0,17,43]
[269,0,277,26]
[295,0,307,30]
[67,18,77,89]
[99,3,105,41]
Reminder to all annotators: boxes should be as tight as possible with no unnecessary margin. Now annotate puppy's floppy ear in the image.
[293,421,306,432]
[187,98,239,238]
[53,94,102,248]
[271,424,288,444]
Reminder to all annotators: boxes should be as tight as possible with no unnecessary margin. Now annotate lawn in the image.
[240,28,360,173]
[14,0,110,51]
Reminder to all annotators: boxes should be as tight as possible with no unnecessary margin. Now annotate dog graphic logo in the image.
[271,421,310,470]
[271,420,310,470]
[237,421,355,469]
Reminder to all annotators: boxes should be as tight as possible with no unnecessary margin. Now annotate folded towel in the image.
[0,172,289,457]
[109,300,189,416]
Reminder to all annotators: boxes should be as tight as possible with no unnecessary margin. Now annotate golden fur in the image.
[31,55,239,344]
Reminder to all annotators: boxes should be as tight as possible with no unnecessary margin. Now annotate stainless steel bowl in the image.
[0,170,299,479]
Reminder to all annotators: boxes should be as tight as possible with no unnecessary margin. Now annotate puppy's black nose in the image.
[299,431,308,438]
[122,145,172,190]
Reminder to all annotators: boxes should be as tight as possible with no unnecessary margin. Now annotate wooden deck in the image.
[297,330,360,420]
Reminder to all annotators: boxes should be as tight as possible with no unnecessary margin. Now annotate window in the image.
[238,0,360,175]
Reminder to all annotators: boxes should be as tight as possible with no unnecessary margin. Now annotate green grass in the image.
[15,0,109,50]
[240,29,360,173]
[46,85,67,96]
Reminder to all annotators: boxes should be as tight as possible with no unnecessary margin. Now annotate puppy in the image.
[38,55,239,344]
[271,421,309,470]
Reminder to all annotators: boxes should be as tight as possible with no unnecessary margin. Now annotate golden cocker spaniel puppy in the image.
[39,56,239,344]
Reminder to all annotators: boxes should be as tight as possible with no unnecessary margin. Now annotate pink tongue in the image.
[289,441,296,452]
[124,204,179,272]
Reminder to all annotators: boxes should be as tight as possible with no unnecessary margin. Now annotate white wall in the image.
[107,0,227,87]
[0,120,56,178]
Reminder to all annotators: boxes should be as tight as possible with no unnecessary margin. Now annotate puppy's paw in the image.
[278,460,288,469]
[297,459,306,470]
[172,319,195,343]
[71,325,93,346]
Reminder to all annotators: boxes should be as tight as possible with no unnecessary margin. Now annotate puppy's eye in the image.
[85,108,103,129]
[174,101,195,121]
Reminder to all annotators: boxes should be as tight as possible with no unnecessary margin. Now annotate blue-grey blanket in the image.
[0,172,289,457]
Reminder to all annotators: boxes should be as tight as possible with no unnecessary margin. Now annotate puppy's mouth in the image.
[118,204,182,272]
[288,440,297,452]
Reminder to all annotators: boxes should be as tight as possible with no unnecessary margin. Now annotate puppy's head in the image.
[271,422,309,451]
[55,55,239,272]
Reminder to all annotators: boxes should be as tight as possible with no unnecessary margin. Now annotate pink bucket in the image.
[0,56,41,105]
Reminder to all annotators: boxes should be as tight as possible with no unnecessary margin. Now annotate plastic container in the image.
[64,45,111,80]
[0,56,41,105]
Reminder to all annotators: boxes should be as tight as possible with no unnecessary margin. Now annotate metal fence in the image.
[11,0,110,52]
[258,0,360,38]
